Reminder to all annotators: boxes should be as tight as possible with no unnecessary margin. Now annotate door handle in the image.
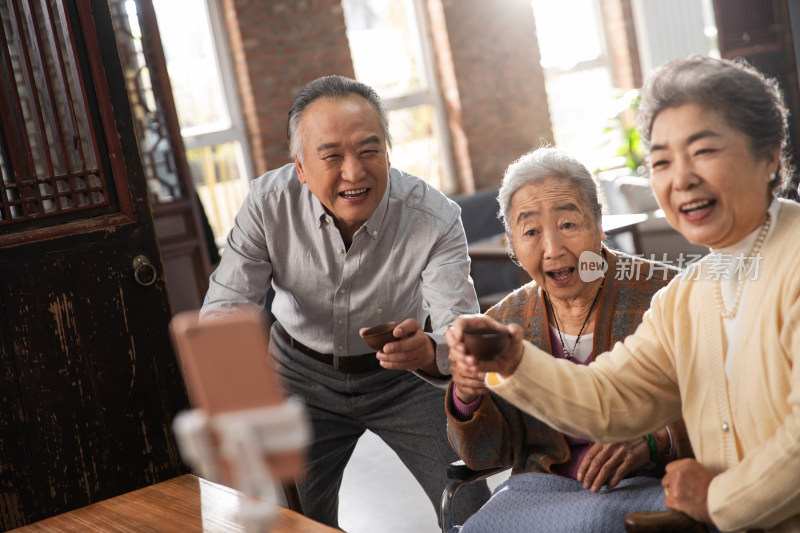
[133,254,157,286]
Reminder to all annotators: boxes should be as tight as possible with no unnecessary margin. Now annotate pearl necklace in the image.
[714,213,771,319]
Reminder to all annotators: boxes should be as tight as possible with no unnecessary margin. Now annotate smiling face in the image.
[648,102,779,249]
[509,178,605,302]
[295,94,390,243]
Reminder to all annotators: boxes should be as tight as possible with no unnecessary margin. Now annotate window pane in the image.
[115,0,183,203]
[530,0,622,172]
[342,0,427,97]
[544,68,621,171]
[152,0,229,133]
[186,142,246,243]
[388,105,444,191]
[531,0,603,69]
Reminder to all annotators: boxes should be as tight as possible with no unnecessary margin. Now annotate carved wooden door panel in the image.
[0,1,188,528]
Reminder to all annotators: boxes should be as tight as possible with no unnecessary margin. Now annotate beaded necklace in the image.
[544,280,603,360]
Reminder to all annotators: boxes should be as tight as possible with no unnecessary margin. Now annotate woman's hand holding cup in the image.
[446,314,526,380]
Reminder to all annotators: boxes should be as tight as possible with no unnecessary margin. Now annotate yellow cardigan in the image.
[488,199,800,533]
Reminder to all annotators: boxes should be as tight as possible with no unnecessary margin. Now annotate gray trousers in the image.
[270,325,490,529]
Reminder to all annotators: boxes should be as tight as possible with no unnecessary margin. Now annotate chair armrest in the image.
[447,460,508,481]
[440,461,509,533]
[624,510,707,533]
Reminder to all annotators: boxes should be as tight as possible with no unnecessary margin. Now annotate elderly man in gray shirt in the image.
[201,75,489,529]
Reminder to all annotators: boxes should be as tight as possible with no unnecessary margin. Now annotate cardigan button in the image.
[722,422,730,432]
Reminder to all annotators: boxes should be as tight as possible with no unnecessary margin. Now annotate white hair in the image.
[497,147,602,253]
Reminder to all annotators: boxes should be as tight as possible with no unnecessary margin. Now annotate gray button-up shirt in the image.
[200,163,479,376]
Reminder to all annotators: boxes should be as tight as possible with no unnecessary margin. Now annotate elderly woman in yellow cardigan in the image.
[448,56,800,533]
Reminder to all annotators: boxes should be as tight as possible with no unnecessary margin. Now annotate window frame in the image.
[176,0,254,191]
[343,0,456,193]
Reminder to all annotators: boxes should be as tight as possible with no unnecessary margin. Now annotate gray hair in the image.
[287,75,392,162]
[498,147,602,246]
[637,55,793,194]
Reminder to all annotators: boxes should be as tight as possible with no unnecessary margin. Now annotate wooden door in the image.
[108,0,213,314]
[0,1,189,529]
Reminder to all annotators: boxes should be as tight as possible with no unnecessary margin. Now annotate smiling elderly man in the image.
[200,75,489,528]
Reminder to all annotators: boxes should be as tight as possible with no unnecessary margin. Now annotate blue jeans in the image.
[270,324,490,529]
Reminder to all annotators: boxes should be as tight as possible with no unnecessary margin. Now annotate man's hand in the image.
[362,318,437,374]
[577,438,650,492]
[662,459,714,524]
[445,314,525,379]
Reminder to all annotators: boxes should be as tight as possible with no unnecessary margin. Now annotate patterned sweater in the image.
[447,248,692,474]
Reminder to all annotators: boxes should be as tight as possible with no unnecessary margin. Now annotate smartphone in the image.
[170,309,305,486]
[170,309,283,415]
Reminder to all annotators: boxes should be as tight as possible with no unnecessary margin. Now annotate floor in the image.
[338,430,508,533]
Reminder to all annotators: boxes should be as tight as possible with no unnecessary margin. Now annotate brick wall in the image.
[426,0,474,193]
[436,0,553,189]
[221,0,553,191]
[220,0,355,174]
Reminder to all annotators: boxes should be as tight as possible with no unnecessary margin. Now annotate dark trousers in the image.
[270,324,490,529]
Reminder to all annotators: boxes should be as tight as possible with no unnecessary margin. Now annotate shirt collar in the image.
[360,171,392,240]
[309,170,393,241]
[310,193,330,229]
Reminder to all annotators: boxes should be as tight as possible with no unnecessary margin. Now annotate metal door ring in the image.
[133,255,157,286]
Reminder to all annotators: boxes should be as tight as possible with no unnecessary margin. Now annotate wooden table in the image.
[11,474,340,533]
[468,212,649,261]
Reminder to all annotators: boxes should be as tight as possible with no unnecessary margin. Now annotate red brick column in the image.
[601,0,643,91]
[220,0,355,173]
[426,0,474,193]
[431,0,553,189]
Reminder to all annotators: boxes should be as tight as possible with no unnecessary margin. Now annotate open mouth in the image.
[546,267,574,284]
[679,199,715,215]
[340,188,369,199]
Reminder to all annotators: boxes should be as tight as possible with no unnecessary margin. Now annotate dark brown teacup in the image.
[362,321,401,351]
[462,326,510,360]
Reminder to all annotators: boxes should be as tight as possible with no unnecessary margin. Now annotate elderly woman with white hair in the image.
[448,56,800,533]
[446,146,692,532]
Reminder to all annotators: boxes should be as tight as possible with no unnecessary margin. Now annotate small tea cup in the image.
[362,321,401,351]
[462,326,510,360]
